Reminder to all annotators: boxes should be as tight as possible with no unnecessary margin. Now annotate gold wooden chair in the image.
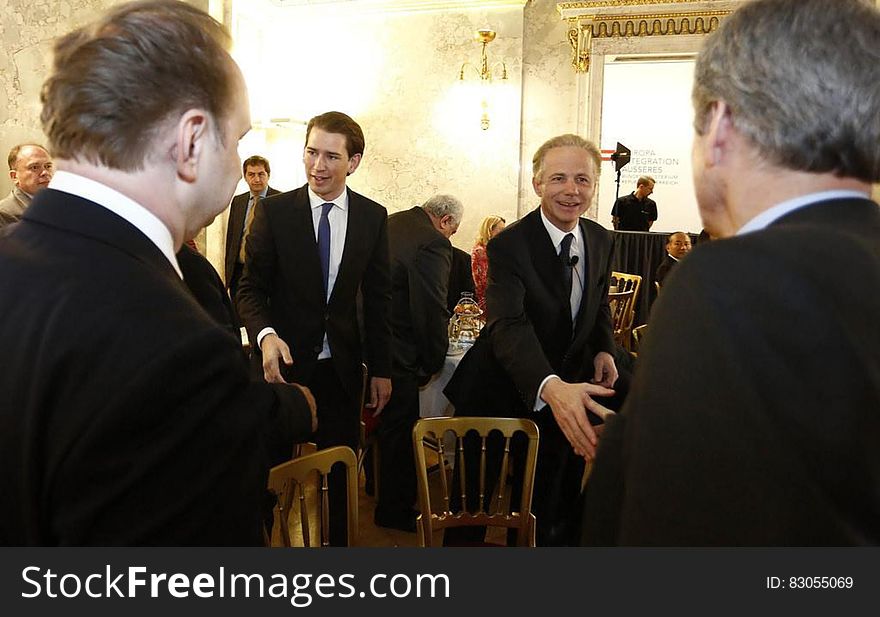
[266,445,359,547]
[610,271,642,349]
[608,289,636,350]
[412,416,539,547]
[631,323,648,355]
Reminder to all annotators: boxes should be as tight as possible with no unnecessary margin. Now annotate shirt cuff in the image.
[534,374,560,411]
[256,327,277,350]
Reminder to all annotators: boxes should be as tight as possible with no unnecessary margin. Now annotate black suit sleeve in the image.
[52,324,313,545]
[360,208,393,378]
[410,236,452,376]
[235,197,277,346]
[485,235,555,408]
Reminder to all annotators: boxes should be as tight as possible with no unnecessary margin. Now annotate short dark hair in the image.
[7,144,49,170]
[242,155,270,176]
[305,111,365,159]
[40,0,240,172]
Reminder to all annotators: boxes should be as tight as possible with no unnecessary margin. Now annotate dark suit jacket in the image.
[445,207,615,418]
[224,187,280,288]
[583,197,880,546]
[237,184,392,398]
[0,189,313,545]
[447,246,476,314]
[653,252,677,286]
[178,244,239,339]
[387,206,452,381]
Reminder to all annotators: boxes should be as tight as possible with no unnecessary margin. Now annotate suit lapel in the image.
[524,208,570,306]
[288,186,325,303]
[330,187,359,305]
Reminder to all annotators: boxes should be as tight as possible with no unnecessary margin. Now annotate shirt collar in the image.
[49,170,182,278]
[308,186,349,212]
[737,190,869,235]
[539,207,581,253]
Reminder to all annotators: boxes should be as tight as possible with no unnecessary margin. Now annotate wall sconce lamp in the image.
[459,29,508,130]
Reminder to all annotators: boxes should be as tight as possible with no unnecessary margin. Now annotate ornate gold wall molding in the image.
[559,0,707,8]
[558,1,744,72]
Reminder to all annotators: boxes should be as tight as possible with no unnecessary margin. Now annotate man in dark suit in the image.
[447,246,476,313]
[224,155,280,307]
[444,134,618,546]
[374,195,462,531]
[0,0,315,546]
[582,0,880,546]
[237,111,392,546]
[653,231,691,287]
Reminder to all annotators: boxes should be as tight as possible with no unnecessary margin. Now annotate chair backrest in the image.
[266,446,358,547]
[610,271,642,348]
[608,289,636,348]
[412,416,540,547]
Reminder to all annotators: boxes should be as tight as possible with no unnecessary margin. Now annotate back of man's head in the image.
[40,0,238,172]
[693,0,880,183]
[422,194,463,227]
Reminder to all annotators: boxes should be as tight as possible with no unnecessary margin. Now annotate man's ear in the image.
[346,152,362,176]
[174,109,209,183]
[8,169,17,184]
[532,175,543,197]
[705,101,733,167]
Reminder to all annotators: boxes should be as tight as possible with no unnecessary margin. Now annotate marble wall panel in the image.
[0,0,122,194]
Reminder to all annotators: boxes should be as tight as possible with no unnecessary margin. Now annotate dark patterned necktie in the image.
[559,232,574,294]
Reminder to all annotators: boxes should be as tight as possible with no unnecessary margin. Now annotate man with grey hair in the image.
[373,194,462,531]
[445,133,618,545]
[0,144,54,228]
[583,0,880,545]
[611,175,656,231]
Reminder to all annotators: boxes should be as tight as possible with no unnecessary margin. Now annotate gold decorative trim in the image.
[589,10,728,37]
[558,0,704,10]
[566,9,732,72]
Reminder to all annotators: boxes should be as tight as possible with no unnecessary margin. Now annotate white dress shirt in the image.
[49,170,182,278]
[256,186,349,359]
[737,190,869,235]
[535,210,586,411]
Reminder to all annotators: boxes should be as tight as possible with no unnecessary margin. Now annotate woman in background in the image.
[471,215,505,312]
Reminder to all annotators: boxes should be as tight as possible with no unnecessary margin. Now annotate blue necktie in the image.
[318,202,333,296]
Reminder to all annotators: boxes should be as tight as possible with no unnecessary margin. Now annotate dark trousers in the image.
[443,430,528,546]
[228,261,244,315]
[309,360,360,546]
[443,367,633,547]
[374,373,420,518]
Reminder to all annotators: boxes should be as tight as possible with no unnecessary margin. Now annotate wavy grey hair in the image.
[421,194,464,225]
[692,0,880,182]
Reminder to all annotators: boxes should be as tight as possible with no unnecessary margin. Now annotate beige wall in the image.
[3,0,875,270]
[0,0,122,186]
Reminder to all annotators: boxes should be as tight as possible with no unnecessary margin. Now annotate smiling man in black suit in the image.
[237,111,392,546]
[444,133,619,545]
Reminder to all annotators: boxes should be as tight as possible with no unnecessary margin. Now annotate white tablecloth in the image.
[418,350,464,418]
